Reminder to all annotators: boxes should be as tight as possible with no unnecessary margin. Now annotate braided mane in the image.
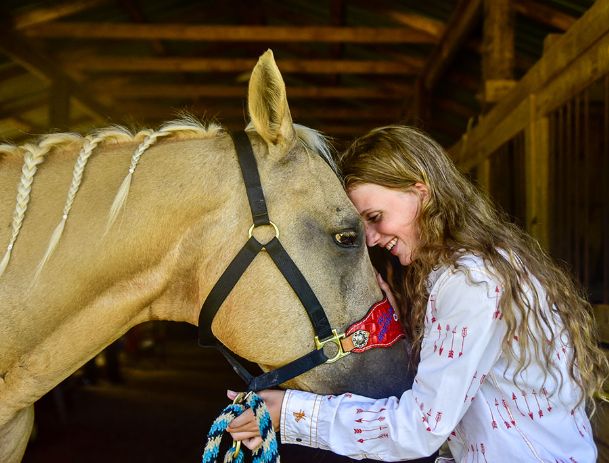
[0,116,223,280]
[0,116,333,282]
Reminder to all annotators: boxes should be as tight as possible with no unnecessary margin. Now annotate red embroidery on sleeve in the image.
[356,433,389,443]
[502,399,517,426]
[464,371,477,402]
[459,327,468,357]
[522,391,534,420]
[353,425,388,434]
[494,399,512,429]
[430,294,438,323]
[448,326,457,358]
[541,387,553,412]
[355,407,386,414]
[355,416,386,423]
[481,442,489,463]
[532,390,543,418]
[512,392,527,417]
[493,286,503,319]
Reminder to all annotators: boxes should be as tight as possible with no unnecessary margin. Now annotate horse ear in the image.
[248,49,296,147]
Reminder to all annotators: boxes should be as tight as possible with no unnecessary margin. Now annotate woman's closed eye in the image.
[367,213,381,223]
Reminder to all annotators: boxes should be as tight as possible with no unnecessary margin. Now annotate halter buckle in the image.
[314,329,350,364]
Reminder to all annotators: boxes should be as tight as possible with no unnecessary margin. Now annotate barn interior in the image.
[1,0,608,461]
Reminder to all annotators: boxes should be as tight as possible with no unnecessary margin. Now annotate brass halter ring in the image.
[248,221,279,247]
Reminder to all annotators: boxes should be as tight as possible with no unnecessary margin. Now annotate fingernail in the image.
[227,389,237,399]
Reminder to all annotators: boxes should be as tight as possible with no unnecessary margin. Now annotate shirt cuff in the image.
[279,389,325,448]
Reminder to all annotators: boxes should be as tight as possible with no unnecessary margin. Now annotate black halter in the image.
[198,131,349,392]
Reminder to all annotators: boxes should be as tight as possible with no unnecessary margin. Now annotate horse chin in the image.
[286,340,414,399]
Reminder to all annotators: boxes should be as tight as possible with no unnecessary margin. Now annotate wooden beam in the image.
[68,57,419,75]
[119,104,403,122]
[348,0,444,40]
[449,0,609,171]
[385,11,444,39]
[12,0,109,30]
[0,96,48,121]
[25,23,438,44]
[88,83,410,100]
[0,28,114,124]
[482,0,515,99]
[513,0,576,32]
[419,0,483,92]
[479,0,515,192]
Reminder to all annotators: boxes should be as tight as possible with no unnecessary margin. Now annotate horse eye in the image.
[334,230,358,247]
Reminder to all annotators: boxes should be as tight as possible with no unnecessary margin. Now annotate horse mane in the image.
[0,116,223,280]
[0,115,334,282]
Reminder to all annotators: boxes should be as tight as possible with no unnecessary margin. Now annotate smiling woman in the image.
[228,125,609,462]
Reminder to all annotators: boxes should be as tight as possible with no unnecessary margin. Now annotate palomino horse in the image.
[0,51,412,462]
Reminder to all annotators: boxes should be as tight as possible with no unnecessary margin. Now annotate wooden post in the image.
[49,76,70,130]
[524,94,550,249]
[479,0,516,194]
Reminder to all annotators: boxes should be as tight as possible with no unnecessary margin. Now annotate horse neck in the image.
[0,134,246,365]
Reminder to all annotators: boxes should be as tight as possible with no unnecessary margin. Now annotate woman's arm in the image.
[230,267,506,460]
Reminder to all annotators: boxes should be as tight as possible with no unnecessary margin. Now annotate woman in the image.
[227,126,608,461]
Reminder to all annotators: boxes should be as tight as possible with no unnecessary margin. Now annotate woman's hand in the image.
[226,389,285,450]
[376,272,398,310]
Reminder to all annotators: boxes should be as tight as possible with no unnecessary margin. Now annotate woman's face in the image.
[348,182,427,266]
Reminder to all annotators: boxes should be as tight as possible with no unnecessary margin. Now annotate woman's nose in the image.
[364,225,380,247]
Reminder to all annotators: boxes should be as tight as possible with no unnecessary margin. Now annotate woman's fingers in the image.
[242,437,263,450]
[227,409,259,434]
[376,273,399,310]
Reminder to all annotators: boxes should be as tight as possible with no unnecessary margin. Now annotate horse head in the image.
[201,50,413,397]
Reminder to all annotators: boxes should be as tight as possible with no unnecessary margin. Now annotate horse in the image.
[0,50,413,462]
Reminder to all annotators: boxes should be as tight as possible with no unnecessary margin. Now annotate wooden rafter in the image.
[419,0,483,92]
[385,11,445,39]
[117,104,402,122]
[513,0,576,32]
[348,0,444,40]
[87,84,410,100]
[12,0,109,30]
[24,23,438,44]
[0,29,114,124]
[68,57,419,75]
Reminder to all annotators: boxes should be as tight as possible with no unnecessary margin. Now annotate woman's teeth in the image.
[386,238,397,251]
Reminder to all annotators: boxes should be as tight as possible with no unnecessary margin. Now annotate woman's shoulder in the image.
[430,252,501,297]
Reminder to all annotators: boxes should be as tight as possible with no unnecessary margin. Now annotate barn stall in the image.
[0,0,607,461]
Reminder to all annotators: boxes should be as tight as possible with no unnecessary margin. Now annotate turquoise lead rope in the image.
[202,392,279,463]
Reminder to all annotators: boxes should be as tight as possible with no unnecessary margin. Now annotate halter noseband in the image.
[198,131,404,392]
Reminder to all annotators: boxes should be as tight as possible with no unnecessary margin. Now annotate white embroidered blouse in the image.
[280,255,597,462]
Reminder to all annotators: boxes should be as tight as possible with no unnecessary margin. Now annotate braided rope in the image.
[202,393,279,463]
